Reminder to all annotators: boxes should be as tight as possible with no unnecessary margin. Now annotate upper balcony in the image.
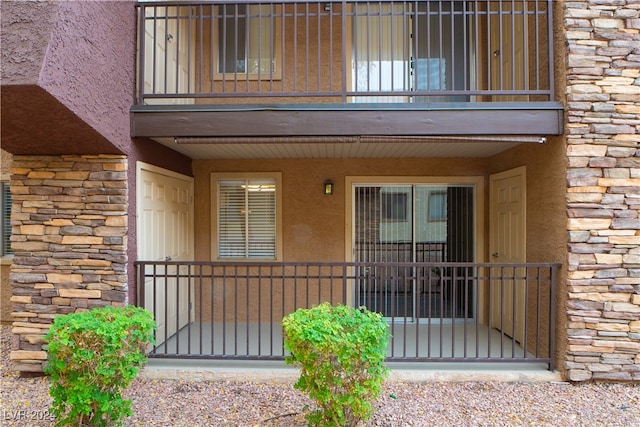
[131,0,563,149]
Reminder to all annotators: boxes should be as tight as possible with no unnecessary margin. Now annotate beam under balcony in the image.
[130,102,564,138]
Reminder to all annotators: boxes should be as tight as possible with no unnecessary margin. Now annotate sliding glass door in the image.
[351,1,473,103]
[353,184,475,321]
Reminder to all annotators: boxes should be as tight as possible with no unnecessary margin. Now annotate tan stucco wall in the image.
[193,157,488,322]
[193,157,490,262]
[194,2,548,105]
[488,135,568,372]
[198,3,347,104]
[0,264,10,324]
[488,137,567,265]
[191,155,561,329]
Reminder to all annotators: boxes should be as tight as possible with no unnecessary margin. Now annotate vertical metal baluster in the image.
[511,265,517,358]
[245,265,249,356]
[500,265,505,359]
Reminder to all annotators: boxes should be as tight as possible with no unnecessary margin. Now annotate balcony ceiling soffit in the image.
[152,135,544,159]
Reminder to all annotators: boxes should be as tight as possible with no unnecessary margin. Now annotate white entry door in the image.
[137,163,194,345]
[490,167,526,342]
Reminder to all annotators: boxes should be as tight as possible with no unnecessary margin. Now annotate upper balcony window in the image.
[215,4,281,79]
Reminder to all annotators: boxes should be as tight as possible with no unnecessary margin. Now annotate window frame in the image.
[427,190,447,222]
[211,172,283,261]
[381,192,408,222]
[212,4,283,81]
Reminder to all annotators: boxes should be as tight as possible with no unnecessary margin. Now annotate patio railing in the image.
[136,0,554,105]
[135,261,559,370]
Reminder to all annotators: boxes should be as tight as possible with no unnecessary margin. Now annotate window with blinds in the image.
[1,182,12,257]
[217,178,277,259]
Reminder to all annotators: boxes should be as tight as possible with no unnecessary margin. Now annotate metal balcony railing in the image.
[135,260,559,369]
[136,0,554,105]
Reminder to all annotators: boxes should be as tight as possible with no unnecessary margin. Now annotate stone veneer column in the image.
[9,155,128,373]
[564,1,640,381]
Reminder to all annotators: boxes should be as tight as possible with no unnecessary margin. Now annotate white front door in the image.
[137,163,194,345]
[490,166,526,342]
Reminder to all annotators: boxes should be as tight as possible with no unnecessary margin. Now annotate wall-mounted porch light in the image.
[324,180,334,195]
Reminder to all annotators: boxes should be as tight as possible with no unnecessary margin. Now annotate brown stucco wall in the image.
[1,1,194,309]
[0,1,57,86]
[1,1,136,155]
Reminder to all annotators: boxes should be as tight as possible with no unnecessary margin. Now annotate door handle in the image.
[492,253,499,258]
[165,256,172,261]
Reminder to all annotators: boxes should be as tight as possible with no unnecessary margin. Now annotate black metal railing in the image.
[135,261,559,369]
[136,0,554,105]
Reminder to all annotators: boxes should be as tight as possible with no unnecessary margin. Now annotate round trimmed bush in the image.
[283,303,390,426]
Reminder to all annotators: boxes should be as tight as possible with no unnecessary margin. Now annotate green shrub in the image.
[282,303,390,427]
[44,305,156,427]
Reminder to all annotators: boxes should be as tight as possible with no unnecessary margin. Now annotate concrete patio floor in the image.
[142,320,560,383]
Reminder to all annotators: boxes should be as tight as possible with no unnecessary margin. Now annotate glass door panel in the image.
[351,3,412,103]
[354,184,475,321]
[412,1,472,102]
[354,185,413,318]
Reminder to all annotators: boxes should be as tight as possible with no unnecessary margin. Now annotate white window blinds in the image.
[217,178,276,259]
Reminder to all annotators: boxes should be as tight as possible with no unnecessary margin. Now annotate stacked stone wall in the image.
[1,149,13,324]
[564,0,640,381]
[9,155,128,372]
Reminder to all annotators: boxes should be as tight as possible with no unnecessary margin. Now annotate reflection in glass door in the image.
[354,184,475,321]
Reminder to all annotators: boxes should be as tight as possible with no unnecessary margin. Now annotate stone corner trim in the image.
[564,1,640,382]
[9,155,129,373]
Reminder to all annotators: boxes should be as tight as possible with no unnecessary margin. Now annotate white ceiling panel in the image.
[153,135,544,159]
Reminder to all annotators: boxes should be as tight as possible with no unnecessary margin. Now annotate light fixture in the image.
[324,180,334,195]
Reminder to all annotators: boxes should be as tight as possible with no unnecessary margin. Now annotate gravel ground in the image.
[1,325,639,427]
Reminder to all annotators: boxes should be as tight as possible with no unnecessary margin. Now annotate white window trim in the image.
[211,172,283,261]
